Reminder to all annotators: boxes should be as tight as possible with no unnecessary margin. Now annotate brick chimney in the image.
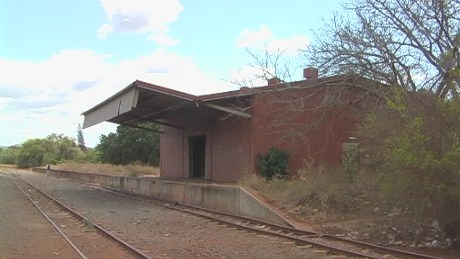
[303,67,318,80]
[267,77,282,86]
[239,86,250,92]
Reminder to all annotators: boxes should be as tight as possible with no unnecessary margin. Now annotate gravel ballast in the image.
[16,170,326,258]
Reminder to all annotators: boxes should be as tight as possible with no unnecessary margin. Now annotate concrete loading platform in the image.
[32,168,307,229]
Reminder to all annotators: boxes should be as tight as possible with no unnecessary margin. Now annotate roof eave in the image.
[81,80,198,116]
[81,81,137,116]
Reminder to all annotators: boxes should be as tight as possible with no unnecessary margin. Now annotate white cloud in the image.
[267,36,310,56]
[232,25,310,85]
[147,33,179,46]
[98,0,184,38]
[115,49,235,94]
[236,25,310,56]
[228,65,272,87]
[236,25,273,48]
[97,23,113,38]
[0,48,236,147]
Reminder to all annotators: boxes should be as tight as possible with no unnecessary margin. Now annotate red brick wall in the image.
[160,85,368,181]
[250,86,364,176]
[210,117,251,182]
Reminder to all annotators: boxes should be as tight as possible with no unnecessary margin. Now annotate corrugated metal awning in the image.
[82,86,139,129]
[82,80,195,129]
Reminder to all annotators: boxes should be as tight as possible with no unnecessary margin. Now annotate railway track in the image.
[4,171,151,259]
[164,203,443,259]
[98,184,443,259]
[6,170,445,259]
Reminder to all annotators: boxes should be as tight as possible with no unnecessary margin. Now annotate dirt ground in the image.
[0,173,80,258]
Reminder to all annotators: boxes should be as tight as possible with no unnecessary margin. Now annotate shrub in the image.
[14,134,80,168]
[356,90,460,241]
[74,148,99,163]
[256,148,290,180]
[239,163,368,216]
[0,146,19,165]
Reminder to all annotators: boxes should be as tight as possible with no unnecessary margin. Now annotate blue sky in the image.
[0,0,344,147]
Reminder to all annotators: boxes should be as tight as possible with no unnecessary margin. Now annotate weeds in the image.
[83,211,96,231]
[239,163,373,217]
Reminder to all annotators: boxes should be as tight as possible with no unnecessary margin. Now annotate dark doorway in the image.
[189,135,206,178]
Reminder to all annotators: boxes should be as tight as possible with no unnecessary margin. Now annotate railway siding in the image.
[14,169,323,258]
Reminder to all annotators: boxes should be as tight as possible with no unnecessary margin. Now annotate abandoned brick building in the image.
[83,68,374,182]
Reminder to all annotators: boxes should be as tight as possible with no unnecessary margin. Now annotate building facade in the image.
[83,69,374,182]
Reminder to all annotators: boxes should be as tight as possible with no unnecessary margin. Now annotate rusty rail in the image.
[6,172,152,259]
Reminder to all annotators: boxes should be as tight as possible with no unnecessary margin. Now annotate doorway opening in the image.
[189,135,206,178]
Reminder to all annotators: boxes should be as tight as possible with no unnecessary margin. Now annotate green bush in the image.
[0,146,19,164]
[73,148,99,163]
[357,90,460,241]
[257,148,290,180]
[14,134,81,168]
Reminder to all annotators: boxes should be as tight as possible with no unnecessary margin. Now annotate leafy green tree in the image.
[44,134,80,164]
[15,134,80,168]
[78,148,99,163]
[96,132,122,164]
[0,146,19,164]
[96,123,160,166]
[16,139,47,168]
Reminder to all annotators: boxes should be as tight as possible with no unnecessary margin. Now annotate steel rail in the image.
[4,172,89,259]
[165,203,443,259]
[8,172,152,259]
[96,185,377,258]
[64,179,444,259]
[164,203,376,258]
[168,203,443,259]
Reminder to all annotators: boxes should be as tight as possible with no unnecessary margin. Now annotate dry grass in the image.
[0,164,16,169]
[239,164,378,219]
[54,162,160,177]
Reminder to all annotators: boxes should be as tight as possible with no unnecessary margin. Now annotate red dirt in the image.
[0,173,80,258]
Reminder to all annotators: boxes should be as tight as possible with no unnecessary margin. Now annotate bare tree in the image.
[227,46,380,155]
[230,47,297,88]
[304,0,460,99]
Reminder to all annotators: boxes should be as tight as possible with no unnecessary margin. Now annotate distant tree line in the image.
[0,124,160,168]
[95,123,160,166]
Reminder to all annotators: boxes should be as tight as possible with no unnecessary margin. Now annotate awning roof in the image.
[81,80,251,129]
[82,74,370,130]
